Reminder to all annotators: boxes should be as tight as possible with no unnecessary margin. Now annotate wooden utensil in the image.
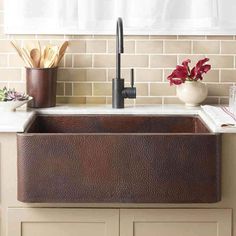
[10,41,31,67]
[30,48,41,68]
[37,40,41,56]
[55,41,68,66]
[22,48,34,68]
[44,46,58,68]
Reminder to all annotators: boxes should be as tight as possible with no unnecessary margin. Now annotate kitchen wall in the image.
[0,2,235,105]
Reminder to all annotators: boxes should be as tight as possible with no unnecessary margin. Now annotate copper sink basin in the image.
[17,114,221,203]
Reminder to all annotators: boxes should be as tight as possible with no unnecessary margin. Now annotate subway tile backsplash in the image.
[0,2,235,105]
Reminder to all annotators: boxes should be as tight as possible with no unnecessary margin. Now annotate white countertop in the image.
[0,110,35,132]
[0,104,235,133]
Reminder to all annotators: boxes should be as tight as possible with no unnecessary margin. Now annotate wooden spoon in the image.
[55,41,69,66]
[30,48,41,68]
[44,46,58,68]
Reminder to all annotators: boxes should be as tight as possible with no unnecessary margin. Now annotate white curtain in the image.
[5,0,235,35]
[5,0,79,34]
[161,0,219,29]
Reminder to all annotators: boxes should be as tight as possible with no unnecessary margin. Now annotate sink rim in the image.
[20,114,215,135]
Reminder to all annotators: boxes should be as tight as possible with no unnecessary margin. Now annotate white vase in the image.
[176,81,208,107]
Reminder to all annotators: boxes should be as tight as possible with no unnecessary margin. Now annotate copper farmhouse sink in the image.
[17,115,221,203]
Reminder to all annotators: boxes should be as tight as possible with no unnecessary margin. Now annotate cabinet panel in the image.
[120,209,232,236]
[8,208,119,236]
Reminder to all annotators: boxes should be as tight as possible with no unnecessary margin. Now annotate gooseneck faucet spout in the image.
[112,18,136,109]
[116,17,124,80]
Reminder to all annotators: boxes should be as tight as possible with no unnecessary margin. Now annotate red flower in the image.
[167,59,191,85]
[167,58,211,86]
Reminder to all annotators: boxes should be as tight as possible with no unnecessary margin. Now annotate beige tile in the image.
[74,55,92,68]
[135,83,148,96]
[0,27,6,39]
[209,56,234,68]
[126,35,149,40]
[20,40,51,52]
[9,54,25,67]
[0,12,3,25]
[45,40,65,47]
[108,69,130,81]
[193,41,220,54]
[150,35,177,40]
[135,97,162,105]
[164,69,175,82]
[73,35,93,39]
[0,82,8,88]
[207,83,231,96]
[0,40,15,53]
[94,55,115,68]
[0,0,4,10]
[202,97,219,105]
[57,69,106,82]
[65,54,72,67]
[136,69,162,82]
[163,97,183,104]
[165,41,191,54]
[10,35,36,40]
[86,97,106,104]
[136,41,163,54]
[94,35,115,40]
[93,83,112,96]
[0,54,8,67]
[58,69,86,81]
[66,40,86,53]
[178,36,206,40]
[64,35,75,40]
[86,69,106,81]
[0,69,22,81]
[207,36,234,40]
[108,40,135,53]
[220,97,229,105]
[65,83,72,96]
[8,82,26,92]
[21,69,26,82]
[221,70,236,82]
[36,35,64,40]
[73,83,92,96]
[37,40,51,48]
[56,83,64,96]
[178,55,205,65]
[86,40,106,53]
[150,83,176,96]
[106,96,135,105]
[150,55,177,68]
[56,97,86,104]
[221,41,236,54]
[122,55,149,68]
[204,69,219,82]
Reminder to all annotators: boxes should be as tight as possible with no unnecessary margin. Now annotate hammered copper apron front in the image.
[17,115,221,203]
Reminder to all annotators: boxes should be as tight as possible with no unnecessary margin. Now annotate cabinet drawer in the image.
[8,208,119,236]
[120,209,232,236]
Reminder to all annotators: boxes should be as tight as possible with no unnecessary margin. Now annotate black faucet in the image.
[112,17,136,109]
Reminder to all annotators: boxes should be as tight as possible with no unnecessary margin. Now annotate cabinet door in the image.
[8,208,119,236]
[120,209,232,236]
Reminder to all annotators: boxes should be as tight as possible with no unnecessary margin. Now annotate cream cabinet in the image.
[8,208,119,236]
[8,208,232,236]
[120,209,232,236]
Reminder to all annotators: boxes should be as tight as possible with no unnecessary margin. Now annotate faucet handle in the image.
[131,68,134,88]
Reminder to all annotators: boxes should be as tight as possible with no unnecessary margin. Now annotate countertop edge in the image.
[0,104,235,133]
